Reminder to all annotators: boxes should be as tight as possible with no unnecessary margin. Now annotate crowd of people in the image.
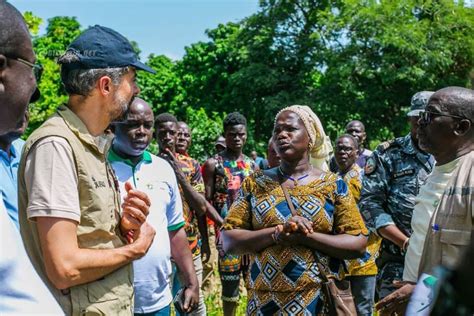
[1,1,473,315]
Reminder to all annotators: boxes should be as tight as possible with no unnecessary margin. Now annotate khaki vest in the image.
[18,105,133,315]
[418,151,473,276]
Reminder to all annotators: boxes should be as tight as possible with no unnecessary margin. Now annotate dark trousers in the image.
[348,275,377,316]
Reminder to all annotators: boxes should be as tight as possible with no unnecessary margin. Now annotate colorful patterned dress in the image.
[211,154,255,301]
[224,171,368,315]
[340,164,381,277]
[176,153,206,257]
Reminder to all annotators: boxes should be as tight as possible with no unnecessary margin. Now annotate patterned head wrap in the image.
[275,105,333,171]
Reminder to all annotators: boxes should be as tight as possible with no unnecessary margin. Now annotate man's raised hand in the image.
[121,181,151,236]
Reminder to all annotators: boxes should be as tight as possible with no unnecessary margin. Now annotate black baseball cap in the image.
[63,25,156,74]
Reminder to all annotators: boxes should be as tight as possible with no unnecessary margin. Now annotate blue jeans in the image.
[348,275,376,316]
[134,304,171,316]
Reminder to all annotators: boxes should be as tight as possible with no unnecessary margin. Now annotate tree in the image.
[24,15,82,136]
[23,11,42,36]
[177,0,473,147]
[137,54,185,115]
[184,107,225,162]
[315,0,474,142]
[23,2,474,151]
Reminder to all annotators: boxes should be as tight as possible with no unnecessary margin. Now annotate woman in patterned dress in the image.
[222,105,368,315]
[202,112,257,316]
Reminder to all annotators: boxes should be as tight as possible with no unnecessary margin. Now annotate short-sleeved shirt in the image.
[224,171,368,314]
[24,137,80,222]
[0,138,25,228]
[175,153,205,257]
[0,193,63,315]
[109,149,185,313]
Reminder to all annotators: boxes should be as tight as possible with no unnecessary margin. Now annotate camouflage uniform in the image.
[359,134,434,299]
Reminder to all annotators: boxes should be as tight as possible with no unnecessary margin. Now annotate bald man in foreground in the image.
[377,87,474,315]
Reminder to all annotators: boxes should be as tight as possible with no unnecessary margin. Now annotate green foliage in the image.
[137,54,185,115]
[178,22,245,117]
[130,40,142,58]
[23,11,42,36]
[175,0,474,146]
[315,0,474,142]
[23,2,474,151]
[25,15,82,137]
[27,58,68,137]
[34,16,82,59]
[184,107,225,162]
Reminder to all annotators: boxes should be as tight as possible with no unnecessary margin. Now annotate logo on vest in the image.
[92,176,107,189]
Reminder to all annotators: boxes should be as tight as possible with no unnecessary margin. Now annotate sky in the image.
[10,0,260,60]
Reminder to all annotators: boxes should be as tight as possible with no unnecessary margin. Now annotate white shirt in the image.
[403,157,461,282]
[0,193,63,315]
[109,149,185,313]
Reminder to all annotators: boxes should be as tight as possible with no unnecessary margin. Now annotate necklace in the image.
[278,166,312,186]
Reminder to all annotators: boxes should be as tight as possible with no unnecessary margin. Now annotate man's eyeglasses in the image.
[335,146,356,153]
[419,111,470,124]
[8,56,43,82]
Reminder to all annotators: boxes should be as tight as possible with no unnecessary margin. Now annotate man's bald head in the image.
[430,87,474,122]
[0,1,30,56]
[345,120,365,131]
[128,97,153,118]
[0,1,36,138]
[417,86,473,163]
[112,97,154,158]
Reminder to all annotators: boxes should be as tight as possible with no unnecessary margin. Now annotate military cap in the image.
[407,91,434,117]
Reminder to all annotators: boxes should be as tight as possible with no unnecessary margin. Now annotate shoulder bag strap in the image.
[280,183,298,217]
[279,176,333,281]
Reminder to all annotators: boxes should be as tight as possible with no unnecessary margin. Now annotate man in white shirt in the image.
[376,87,474,315]
[110,97,199,315]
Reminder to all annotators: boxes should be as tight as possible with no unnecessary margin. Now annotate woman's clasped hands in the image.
[273,216,314,245]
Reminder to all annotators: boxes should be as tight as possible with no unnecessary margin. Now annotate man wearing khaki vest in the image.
[376,86,474,315]
[18,25,157,315]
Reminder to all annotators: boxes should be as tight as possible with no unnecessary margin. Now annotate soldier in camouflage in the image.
[359,91,435,299]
